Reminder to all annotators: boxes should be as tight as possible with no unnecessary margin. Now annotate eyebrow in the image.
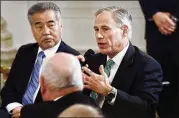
[47,20,55,24]
[101,25,109,28]
[94,25,109,29]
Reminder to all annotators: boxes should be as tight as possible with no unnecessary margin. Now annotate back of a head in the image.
[58,104,103,117]
[41,52,83,91]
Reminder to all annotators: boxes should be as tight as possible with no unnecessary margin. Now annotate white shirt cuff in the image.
[6,102,23,114]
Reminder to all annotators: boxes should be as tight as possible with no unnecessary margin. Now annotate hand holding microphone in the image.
[76,49,95,81]
[77,49,95,67]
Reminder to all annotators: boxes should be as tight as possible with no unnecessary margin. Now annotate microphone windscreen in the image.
[84,49,95,58]
[80,49,95,67]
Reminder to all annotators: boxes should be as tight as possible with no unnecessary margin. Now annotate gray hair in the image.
[27,2,62,24]
[41,54,83,91]
[95,6,132,40]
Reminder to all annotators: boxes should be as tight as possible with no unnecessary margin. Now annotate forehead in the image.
[31,10,57,24]
[94,11,116,27]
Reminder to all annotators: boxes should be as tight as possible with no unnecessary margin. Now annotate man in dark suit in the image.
[80,6,163,118]
[138,0,179,117]
[20,52,98,118]
[0,2,79,118]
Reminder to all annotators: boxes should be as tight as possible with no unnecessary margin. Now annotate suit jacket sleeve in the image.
[113,58,163,114]
[1,45,26,106]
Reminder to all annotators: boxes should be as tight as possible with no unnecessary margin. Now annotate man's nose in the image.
[42,25,50,35]
[96,32,103,39]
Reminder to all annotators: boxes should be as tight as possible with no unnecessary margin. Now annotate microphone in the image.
[84,49,95,59]
[80,49,95,66]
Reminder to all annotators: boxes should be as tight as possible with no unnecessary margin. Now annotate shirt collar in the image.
[54,96,63,101]
[107,41,129,66]
[38,39,61,58]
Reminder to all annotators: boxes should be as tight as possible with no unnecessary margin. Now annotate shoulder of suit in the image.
[60,41,80,55]
[133,46,161,67]
[18,43,38,51]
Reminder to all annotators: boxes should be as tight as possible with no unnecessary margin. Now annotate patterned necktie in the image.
[90,59,115,101]
[104,59,115,77]
[22,51,45,105]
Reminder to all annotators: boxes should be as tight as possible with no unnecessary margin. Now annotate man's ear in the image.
[121,25,128,37]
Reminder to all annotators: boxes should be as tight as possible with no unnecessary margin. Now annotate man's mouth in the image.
[98,43,107,48]
[43,38,52,42]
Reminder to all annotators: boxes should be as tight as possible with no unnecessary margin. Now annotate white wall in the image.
[1,1,146,52]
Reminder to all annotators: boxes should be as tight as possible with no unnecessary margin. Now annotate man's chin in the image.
[41,44,55,50]
[99,48,109,55]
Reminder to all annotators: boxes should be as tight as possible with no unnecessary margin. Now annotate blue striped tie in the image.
[22,51,45,105]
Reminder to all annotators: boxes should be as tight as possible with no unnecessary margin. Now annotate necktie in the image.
[22,51,45,105]
[104,59,115,77]
[90,59,115,101]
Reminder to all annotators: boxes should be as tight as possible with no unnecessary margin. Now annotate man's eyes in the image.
[94,28,109,31]
[94,28,99,31]
[103,28,109,31]
[35,24,55,29]
[49,24,55,27]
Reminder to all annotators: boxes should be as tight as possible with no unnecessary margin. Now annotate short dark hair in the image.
[27,2,61,24]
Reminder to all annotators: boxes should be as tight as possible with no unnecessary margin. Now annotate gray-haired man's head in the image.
[28,2,61,24]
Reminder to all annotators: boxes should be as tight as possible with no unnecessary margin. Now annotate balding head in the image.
[40,52,83,101]
[58,104,103,117]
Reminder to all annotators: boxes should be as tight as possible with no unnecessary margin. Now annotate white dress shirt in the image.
[6,40,61,113]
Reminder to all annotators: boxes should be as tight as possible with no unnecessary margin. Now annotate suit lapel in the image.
[56,41,66,53]
[23,43,39,85]
[111,42,136,91]
[21,43,39,99]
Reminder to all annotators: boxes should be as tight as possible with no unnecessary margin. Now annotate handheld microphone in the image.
[80,49,95,67]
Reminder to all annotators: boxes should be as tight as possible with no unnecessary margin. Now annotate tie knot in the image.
[38,51,45,59]
[106,59,115,68]
[104,59,115,77]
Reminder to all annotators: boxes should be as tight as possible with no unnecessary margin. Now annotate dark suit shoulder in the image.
[21,102,53,118]
[18,43,38,50]
[21,92,99,118]
[134,46,161,68]
[15,43,38,56]
[60,41,80,56]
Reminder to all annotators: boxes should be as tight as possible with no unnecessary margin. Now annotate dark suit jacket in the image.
[86,43,163,118]
[138,0,179,40]
[20,91,99,118]
[0,41,80,107]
